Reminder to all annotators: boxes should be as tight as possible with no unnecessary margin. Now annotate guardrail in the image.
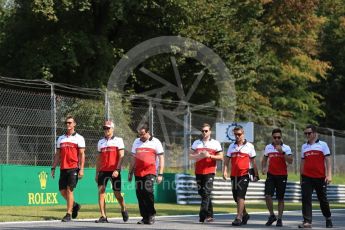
[175,174,345,204]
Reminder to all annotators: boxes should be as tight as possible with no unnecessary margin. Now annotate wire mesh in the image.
[1,76,345,175]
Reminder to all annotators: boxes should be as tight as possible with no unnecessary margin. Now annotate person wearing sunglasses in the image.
[261,128,293,227]
[223,125,258,226]
[189,123,223,223]
[51,115,85,222]
[128,123,164,225]
[94,120,128,223]
[298,125,333,228]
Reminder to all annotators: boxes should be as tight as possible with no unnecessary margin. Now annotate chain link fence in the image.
[1,76,345,175]
[0,77,104,167]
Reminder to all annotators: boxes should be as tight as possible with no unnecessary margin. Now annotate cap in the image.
[103,120,114,128]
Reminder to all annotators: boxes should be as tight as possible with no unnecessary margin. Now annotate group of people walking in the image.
[191,123,333,228]
[51,116,163,225]
[51,116,333,228]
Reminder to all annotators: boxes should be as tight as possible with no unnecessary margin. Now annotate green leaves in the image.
[0,0,343,128]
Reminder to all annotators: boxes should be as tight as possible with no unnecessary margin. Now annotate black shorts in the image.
[97,171,121,192]
[59,168,79,190]
[231,175,249,202]
[264,173,288,200]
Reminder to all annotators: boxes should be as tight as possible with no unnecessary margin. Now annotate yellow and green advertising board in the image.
[0,165,176,206]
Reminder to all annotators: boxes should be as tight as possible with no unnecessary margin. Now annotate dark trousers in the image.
[196,173,214,220]
[301,175,331,223]
[135,174,156,220]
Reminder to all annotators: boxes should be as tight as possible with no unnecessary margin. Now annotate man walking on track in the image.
[95,120,128,223]
[51,115,85,222]
[128,123,165,225]
[298,124,333,228]
[223,125,259,226]
[261,128,293,227]
[189,123,223,223]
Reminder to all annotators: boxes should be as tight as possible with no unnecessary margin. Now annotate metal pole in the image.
[219,108,225,172]
[105,90,111,120]
[331,129,336,175]
[220,109,224,123]
[149,100,154,136]
[294,123,298,174]
[6,125,9,164]
[183,106,189,173]
[188,106,192,170]
[51,83,57,161]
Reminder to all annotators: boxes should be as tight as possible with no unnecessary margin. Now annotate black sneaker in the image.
[265,215,277,226]
[121,210,129,222]
[95,216,108,223]
[242,214,250,225]
[148,216,155,225]
[205,217,214,222]
[72,203,81,219]
[276,218,283,227]
[61,213,71,222]
[137,219,146,224]
[232,218,242,226]
[298,222,312,228]
[326,219,333,228]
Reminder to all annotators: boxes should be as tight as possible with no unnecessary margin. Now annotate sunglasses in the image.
[201,130,209,133]
[65,121,73,124]
[103,127,111,130]
[304,132,313,136]
[273,136,281,139]
[234,133,243,137]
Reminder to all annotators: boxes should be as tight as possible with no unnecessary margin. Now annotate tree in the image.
[259,0,329,126]
[318,0,345,129]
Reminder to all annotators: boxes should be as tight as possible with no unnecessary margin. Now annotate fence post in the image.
[294,122,298,174]
[6,125,9,164]
[331,129,336,175]
[149,100,154,136]
[50,83,57,162]
[183,105,191,173]
[105,90,110,120]
[188,107,192,170]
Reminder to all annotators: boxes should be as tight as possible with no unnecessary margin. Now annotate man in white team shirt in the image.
[298,124,333,229]
[51,115,85,222]
[189,123,223,223]
[128,123,164,225]
[261,128,293,227]
[95,120,128,223]
[223,125,259,226]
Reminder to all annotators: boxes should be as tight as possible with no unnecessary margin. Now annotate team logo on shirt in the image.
[60,143,76,148]
[305,151,320,157]
[232,153,246,158]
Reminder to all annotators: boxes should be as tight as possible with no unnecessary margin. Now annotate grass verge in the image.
[1,202,344,222]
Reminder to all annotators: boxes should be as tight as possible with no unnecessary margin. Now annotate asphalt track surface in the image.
[0,209,344,229]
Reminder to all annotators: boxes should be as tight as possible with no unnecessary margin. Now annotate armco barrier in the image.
[175,174,345,204]
[0,165,175,206]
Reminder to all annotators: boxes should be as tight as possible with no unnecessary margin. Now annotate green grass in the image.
[1,202,344,222]
[259,173,345,185]
[166,169,345,185]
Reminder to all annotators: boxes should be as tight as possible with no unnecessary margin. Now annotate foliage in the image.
[0,0,344,129]
[318,0,345,128]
